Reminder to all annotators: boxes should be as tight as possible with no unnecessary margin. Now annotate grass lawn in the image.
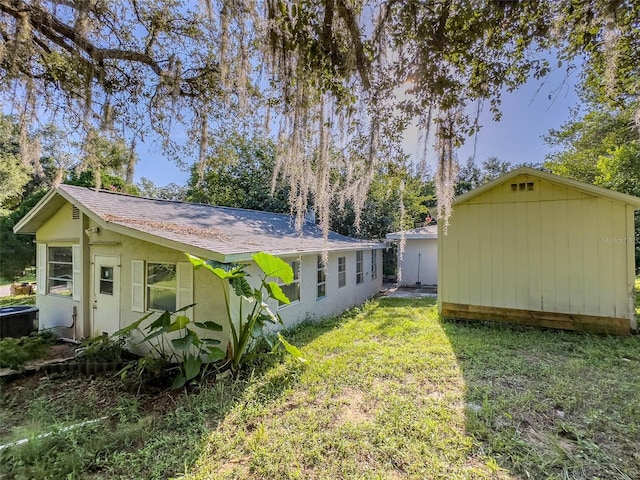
[0,294,35,307]
[2,295,639,479]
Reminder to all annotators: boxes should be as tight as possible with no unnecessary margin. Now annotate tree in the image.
[0,190,46,281]
[1,1,639,228]
[330,164,430,240]
[137,178,187,201]
[186,135,290,214]
[545,105,640,270]
[455,156,517,195]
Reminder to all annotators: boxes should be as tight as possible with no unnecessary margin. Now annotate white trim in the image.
[131,260,145,312]
[72,244,81,301]
[176,261,194,318]
[37,243,46,294]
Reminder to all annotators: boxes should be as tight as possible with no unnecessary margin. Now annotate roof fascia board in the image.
[453,167,640,208]
[13,188,59,234]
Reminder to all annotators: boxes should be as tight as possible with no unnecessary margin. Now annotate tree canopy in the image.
[2,1,639,226]
[544,102,640,269]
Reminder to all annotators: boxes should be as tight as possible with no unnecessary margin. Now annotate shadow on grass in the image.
[442,314,640,480]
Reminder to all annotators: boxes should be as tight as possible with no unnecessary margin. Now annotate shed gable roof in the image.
[15,184,380,261]
[454,167,640,208]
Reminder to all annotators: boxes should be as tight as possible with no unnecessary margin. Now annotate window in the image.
[356,250,364,284]
[317,256,326,299]
[100,267,114,295]
[371,250,377,281]
[48,246,73,296]
[147,263,177,311]
[338,256,346,288]
[279,260,300,306]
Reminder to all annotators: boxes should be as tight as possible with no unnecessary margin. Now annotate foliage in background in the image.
[0,114,140,280]
[0,191,47,281]
[3,1,639,234]
[545,104,640,270]
[330,162,433,239]
[137,178,187,201]
[186,135,290,214]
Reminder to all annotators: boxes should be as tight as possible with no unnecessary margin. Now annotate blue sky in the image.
[134,67,582,186]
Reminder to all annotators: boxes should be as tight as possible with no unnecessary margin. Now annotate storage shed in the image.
[438,167,640,335]
[386,225,438,286]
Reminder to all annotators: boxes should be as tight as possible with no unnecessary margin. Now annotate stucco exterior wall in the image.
[86,221,230,346]
[35,203,89,338]
[439,173,637,329]
[239,249,383,328]
[398,239,437,286]
[33,197,383,348]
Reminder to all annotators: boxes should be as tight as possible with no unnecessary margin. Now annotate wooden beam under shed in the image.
[441,302,631,336]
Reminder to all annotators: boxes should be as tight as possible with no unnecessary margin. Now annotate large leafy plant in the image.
[110,251,304,389]
[187,251,305,373]
[114,304,226,388]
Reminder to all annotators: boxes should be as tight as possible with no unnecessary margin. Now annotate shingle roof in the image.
[38,185,379,260]
[386,225,438,240]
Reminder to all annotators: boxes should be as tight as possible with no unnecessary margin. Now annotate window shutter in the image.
[131,260,145,312]
[72,244,81,301]
[37,243,47,295]
[176,262,194,319]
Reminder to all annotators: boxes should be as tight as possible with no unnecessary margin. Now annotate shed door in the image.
[93,255,121,336]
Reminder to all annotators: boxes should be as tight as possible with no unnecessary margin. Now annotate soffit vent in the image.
[510,182,535,192]
[72,205,80,220]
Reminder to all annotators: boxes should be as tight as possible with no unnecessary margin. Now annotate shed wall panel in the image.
[440,174,637,331]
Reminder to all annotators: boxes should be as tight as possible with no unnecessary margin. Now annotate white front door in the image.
[93,255,121,336]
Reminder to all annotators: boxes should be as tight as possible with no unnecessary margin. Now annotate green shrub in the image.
[0,331,57,369]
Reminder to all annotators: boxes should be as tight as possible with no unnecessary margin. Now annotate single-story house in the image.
[438,167,640,335]
[14,185,383,343]
[385,225,438,286]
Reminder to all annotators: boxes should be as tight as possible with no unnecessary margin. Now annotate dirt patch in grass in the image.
[334,388,372,426]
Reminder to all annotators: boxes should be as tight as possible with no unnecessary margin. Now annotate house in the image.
[13,185,383,342]
[385,225,438,286]
[438,167,640,335]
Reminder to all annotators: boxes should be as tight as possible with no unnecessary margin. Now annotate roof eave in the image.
[453,167,640,208]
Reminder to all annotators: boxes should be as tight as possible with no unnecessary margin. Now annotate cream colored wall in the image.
[398,239,437,286]
[35,203,89,338]
[35,202,382,347]
[86,222,229,347]
[440,173,637,328]
[240,249,382,329]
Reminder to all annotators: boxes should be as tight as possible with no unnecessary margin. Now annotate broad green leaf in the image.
[252,252,293,283]
[267,281,290,304]
[230,276,253,298]
[205,347,226,362]
[278,333,306,362]
[186,253,233,279]
[167,315,191,332]
[251,322,264,338]
[146,311,171,331]
[202,338,221,346]
[184,355,202,380]
[172,372,187,389]
[172,303,196,314]
[194,321,223,332]
[172,330,196,351]
[141,326,169,344]
[114,311,154,336]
